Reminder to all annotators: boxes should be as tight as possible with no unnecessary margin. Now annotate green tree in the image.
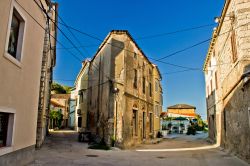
[49,110,63,128]
[194,114,205,131]
[51,82,72,94]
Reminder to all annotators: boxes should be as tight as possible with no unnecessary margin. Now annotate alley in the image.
[28,130,249,166]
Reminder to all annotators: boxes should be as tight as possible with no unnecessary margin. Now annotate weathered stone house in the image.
[0,0,57,165]
[74,60,90,132]
[204,0,250,162]
[87,30,163,148]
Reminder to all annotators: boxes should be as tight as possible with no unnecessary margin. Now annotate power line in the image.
[45,3,110,78]
[34,0,86,60]
[135,23,216,40]
[19,0,250,87]
[56,19,250,72]
[15,0,83,62]
[55,21,200,70]
[57,44,100,50]
[15,0,107,88]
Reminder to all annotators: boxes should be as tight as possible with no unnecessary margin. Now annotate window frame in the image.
[149,113,153,133]
[149,82,152,97]
[4,2,26,68]
[0,107,16,156]
[132,109,138,136]
[155,79,158,92]
[231,29,238,63]
[133,69,138,89]
[142,77,145,94]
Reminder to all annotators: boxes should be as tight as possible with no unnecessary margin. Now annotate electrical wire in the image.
[15,0,83,62]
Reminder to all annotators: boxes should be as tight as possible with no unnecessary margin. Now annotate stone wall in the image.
[87,31,162,148]
[204,0,250,163]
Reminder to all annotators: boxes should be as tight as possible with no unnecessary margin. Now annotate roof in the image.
[167,112,197,118]
[153,64,162,80]
[203,0,231,71]
[50,99,64,108]
[160,112,168,117]
[51,94,71,99]
[90,30,160,75]
[167,104,196,109]
[74,60,90,86]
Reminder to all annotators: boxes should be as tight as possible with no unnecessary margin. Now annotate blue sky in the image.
[53,0,225,119]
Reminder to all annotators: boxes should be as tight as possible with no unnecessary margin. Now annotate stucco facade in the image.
[204,0,250,162]
[69,88,77,129]
[86,30,163,148]
[167,104,196,118]
[36,0,58,149]
[0,0,54,165]
[74,60,90,132]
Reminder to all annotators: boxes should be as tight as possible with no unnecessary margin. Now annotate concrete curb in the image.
[136,144,219,152]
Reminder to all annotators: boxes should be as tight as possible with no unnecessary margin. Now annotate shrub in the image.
[187,126,196,135]
[157,131,163,138]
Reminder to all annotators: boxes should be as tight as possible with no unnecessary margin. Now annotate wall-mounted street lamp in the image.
[113,87,119,93]
[214,12,235,24]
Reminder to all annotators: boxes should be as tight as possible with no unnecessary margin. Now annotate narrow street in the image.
[28,130,249,166]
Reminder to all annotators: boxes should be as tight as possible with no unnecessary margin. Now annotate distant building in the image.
[50,99,65,129]
[50,94,71,128]
[87,30,163,148]
[69,88,77,129]
[0,0,57,165]
[167,104,196,118]
[203,0,250,162]
[74,60,90,132]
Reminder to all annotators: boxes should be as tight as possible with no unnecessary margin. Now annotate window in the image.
[132,110,138,136]
[149,82,152,97]
[79,92,83,104]
[142,112,146,138]
[0,111,14,149]
[155,80,158,92]
[231,30,237,63]
[142,77,145,94]
[78,117,82,127]
[89,87,92,105]
[149,113,153,133]
[134,69,137,89]
[149,69,152,76]
[0,113,9,147]
[134,52,137,59]
[7,8,25,61]
[210,80,213,94]
[215,72,218,90]
[155,105,159,117]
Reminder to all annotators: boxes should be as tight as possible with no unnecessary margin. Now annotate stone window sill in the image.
[4,52,22,69]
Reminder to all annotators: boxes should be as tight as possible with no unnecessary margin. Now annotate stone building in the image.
[69,88,77,129]
[204,0,250,162]
[0,0,57,165]
[87,30,163,148]
[167,104,196,118]
[50,94,71,128]
[74,60,90,132]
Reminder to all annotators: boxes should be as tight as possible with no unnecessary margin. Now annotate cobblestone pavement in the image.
[27,130,249,166]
